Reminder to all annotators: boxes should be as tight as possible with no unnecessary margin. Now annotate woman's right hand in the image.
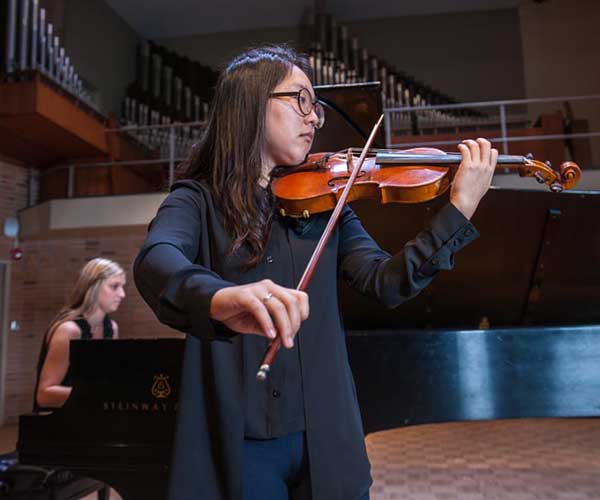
[209,279,309,348]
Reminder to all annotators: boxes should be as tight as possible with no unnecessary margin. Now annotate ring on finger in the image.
[262,292,273,303]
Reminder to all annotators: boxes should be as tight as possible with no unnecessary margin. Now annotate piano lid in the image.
[339,187,600,330]
[347,324,600,435]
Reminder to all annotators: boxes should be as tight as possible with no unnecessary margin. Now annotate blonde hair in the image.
[44,258,124,343]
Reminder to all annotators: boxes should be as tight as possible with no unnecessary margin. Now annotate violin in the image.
[272,148,582,219]
[257,115,582,381]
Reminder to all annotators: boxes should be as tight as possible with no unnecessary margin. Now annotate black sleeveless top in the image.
[33,316,113,412]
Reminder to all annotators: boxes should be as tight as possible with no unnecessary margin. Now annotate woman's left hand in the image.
[450,138,498,220]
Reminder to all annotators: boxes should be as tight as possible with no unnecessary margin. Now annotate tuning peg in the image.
[545,160,552,168]
[526,153,534,160]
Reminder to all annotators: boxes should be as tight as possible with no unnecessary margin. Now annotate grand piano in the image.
[15,84,600,499]
[17,339,183,499]
[344,188,600,433]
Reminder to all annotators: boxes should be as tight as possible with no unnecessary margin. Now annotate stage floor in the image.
[367,418,600,500]
[2,418,599,499]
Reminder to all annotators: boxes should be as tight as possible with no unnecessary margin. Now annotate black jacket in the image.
[133,180,478,500]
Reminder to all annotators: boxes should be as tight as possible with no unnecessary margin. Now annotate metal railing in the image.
[384,94,600,157]
[35,121,204,201]
[37,94,600,201]
[107,121,205,187]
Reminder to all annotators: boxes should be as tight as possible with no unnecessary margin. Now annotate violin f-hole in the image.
[327,171,366,188]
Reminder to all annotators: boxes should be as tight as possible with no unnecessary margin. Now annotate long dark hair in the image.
[177,45,311,268]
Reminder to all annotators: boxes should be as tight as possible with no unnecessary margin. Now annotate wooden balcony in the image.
[0,71,163,199]
[0,71,109,166]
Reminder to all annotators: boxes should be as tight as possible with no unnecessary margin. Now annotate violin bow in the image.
[256,114,385,381]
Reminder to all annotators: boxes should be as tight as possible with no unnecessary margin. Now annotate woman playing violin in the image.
[134,45,498,500]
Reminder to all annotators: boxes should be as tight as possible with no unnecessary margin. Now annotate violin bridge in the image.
[347,148,354,174]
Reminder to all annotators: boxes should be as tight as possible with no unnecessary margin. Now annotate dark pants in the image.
[242,431,369,500]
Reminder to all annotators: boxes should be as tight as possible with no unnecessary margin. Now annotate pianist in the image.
[134,45,497,500]
[34,258,126,410]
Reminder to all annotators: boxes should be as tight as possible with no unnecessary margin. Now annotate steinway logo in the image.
[151,374,171,399]
[102,401,178,412]
[102,374,178,413]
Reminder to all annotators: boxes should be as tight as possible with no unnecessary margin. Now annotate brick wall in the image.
[1,157,31,423]
[1,160,181,423]
[0,158,30,257]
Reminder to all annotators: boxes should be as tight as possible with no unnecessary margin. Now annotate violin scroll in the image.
[519,158,582,192]
[559,161,581,190]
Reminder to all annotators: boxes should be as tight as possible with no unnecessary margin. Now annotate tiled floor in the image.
[2,418,600,499]
[366,418,600,500]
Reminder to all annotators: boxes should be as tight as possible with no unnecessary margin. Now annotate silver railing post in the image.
[499,103,509,155]
[169,124,176,187]
[384,110,392,148]
[67,165,75,198]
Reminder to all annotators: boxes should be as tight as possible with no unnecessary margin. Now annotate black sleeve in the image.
[133,186,236,341]
[337,202,479,308]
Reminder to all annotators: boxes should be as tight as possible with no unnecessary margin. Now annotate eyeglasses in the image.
[269,87,325,129]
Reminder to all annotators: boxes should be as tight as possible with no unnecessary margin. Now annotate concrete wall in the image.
[346,9,525,102]
[19,194,167,238]
[160,9,525,103]
[519,0,600,166]
[160,25,302,72]
[63,0,140,116]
